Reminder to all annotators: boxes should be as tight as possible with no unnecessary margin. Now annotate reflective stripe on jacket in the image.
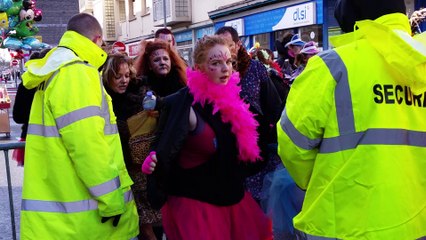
[20,31,139,239]
[277,13,426,239]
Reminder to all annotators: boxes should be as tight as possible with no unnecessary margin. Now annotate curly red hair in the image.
[133,39,187,85]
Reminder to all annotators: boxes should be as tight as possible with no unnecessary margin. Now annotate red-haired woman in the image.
[133,39,187,97]
[131,39,187,240]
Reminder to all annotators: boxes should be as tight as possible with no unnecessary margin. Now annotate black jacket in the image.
[13,83,36,139]
[148,87,266,209]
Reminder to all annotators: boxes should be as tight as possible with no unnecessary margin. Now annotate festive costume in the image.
[150,69,272,240]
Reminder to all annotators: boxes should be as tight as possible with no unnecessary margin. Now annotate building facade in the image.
[36,0,80,46]
[80,0,424,62]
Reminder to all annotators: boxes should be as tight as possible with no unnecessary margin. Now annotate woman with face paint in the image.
[116,39,186,240]
[141,35,273,240]
[133,39,187,98]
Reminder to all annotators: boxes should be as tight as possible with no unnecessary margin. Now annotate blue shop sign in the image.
[174,31,192,43]
[196,26,215,39]
[215,1,323,35]
[316,0,323,24]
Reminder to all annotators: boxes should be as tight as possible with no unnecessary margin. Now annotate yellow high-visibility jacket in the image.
[20,31,139,239]
[277,13,426,239]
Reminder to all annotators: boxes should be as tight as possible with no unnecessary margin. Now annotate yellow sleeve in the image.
[277,55,335,189]
[48,64,125,216]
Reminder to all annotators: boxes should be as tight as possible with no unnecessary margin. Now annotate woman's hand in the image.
[141,151,157,174]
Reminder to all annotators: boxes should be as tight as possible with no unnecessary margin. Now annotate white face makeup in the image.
[109,63,130,94]
[199,44,233,85]
[149,49,171,77]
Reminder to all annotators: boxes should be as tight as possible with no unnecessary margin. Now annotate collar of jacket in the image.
[58,30,107,69]
[330,13,411,47]
[23,31,107,89]
[329,13,426,94]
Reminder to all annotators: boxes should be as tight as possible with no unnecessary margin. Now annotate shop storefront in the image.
[211,1,325,53]
[174,30,193,65]
[195,26,215,40]
[127,42,141,58]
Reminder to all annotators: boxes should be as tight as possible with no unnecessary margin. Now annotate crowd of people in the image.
[13,0,426,239]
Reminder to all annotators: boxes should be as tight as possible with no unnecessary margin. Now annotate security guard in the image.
[277,0,426,239]
[20,13,139,239]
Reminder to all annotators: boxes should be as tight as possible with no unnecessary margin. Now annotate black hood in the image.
[334,0,406,33]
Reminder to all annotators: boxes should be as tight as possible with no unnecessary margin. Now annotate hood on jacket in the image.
[330,13,426,94]
[23,30,107,89]
[334,0,406,33]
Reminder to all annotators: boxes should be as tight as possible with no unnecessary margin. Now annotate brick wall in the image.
[34,0,80,46]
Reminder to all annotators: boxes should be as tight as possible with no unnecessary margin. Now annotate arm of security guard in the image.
[277,55,335,190]
[48,65,126,217]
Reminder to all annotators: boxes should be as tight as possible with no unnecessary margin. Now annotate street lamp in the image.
[163,0,167,27]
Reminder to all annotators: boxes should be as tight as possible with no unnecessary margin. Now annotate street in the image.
[0,114,23,240]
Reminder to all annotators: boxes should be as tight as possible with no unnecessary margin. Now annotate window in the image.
[274,29,295,44]
[142,0,151,15]
[128,0,135,20]
[252,33,270,50]
[105,0,115,39]
[119,0,126,21]
[299,25,323,49]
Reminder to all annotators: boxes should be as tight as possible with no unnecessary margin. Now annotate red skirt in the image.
[161,192,273,240]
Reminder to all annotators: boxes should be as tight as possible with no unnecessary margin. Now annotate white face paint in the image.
[199,44,233,85]
[149,49,171,77]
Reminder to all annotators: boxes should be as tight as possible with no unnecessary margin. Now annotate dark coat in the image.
[148,87,266,209]
[12,83,36,139]
[241,60,282,151]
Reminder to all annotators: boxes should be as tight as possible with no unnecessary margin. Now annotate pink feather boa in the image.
[187,68,261,162]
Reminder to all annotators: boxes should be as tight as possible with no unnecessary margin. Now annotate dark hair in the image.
[67,13,102,40]
[155,28,173,38]
[102,53,135,86]
[133,39,187,85]
[334,0,406,33]
[215,26,240,43]
[29,48,51,60]
[256,48,274,66]
[237,47,251,78]
[154,28,176,46]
